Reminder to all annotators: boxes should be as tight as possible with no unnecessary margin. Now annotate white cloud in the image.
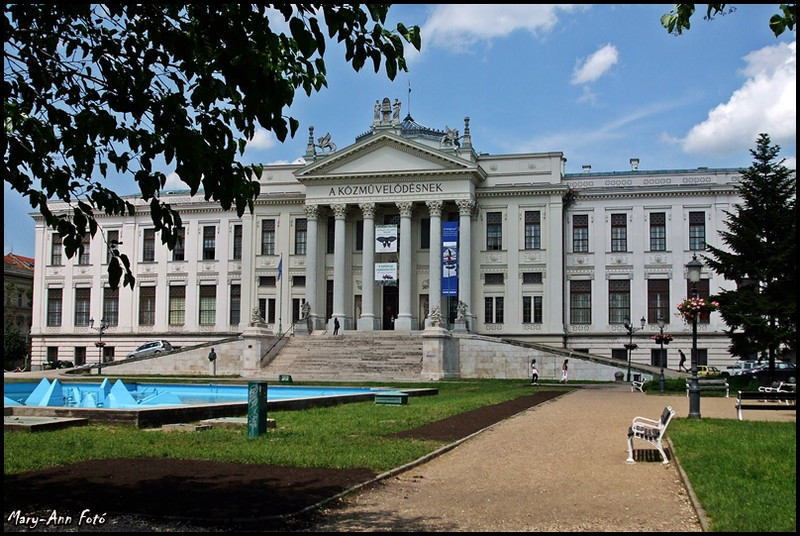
[246,128,278,151]
[680,41,796,158]
[572,44,619,85]
[420,4,587,51]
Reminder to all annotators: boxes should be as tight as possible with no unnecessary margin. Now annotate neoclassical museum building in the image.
[29,97,742,371]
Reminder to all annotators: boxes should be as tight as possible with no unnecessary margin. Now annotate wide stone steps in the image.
[262,331,424,382]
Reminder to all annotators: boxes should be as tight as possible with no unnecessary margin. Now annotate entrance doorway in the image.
[382,286,398,330]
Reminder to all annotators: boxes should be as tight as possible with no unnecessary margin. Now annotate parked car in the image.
[127,340,173,359]
[696,365,721,377]
[720,360,760,378]
[741,362,797,384]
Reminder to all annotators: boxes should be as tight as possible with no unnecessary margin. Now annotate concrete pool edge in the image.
[4,387,439,430]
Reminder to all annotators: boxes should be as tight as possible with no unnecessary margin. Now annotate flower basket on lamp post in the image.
[623,343,638,351]
[676,297,719,323]
[651,333,673,345]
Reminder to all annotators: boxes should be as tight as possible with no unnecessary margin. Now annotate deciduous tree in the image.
[4,4,420,288]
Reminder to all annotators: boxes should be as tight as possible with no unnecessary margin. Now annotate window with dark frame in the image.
[570,280,591,324]
[232,224,242,260]
[199,284,216,324]
[172,227,185,261]
[486,212,502,251]
[572,214,588,253]
[103,287,119,326]
[295,218,307,255]
[168,285,186,325]
[610,214,627,252]
[524,210,541,250]
[47,288,62,326]
[202,226,216,260]
[74,287,91,326]
[608,279,630,324]
[647,279,670,324]
[649,212,666,251]
[689,211,706,251]
[261,219,276,255]
[51,234,63,266]
[143,228,155,262]
[139,286,156,325]
[229,284,241,325]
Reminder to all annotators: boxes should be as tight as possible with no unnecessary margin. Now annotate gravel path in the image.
[303,384,794,532]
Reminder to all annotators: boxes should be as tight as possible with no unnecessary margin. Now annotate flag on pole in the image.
[277,255,283,281]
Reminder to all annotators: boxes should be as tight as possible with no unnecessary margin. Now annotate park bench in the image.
[626,406,675,465]
[736,390,797,420]
[685,378,729,398]
[630,379,646,392]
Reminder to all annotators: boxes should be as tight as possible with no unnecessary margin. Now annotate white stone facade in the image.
[28,100,741,372]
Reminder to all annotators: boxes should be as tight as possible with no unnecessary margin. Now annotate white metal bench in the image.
[630,379,646,392]
[626,406,675,465]
[736,390,797,420]
[685,378,729,397]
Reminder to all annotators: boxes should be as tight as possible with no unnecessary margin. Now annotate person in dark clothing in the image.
[678,349,689,372]
[333,317,340,335]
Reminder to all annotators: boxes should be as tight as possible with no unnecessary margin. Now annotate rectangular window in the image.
[47,288,62,327]
[292,276,306,287]
[230,284,241,325]
[103,287,119,326]
[168,286,186,325]
[523,272,543,284]
[172,227,185,261]
[139,286,156,325]
[261,219,276,255]
[573,215,588,253]
[570,280,591,324]
[689,211,706,251]
[232,224,242,260]
[259,276,277,287]
[327,216,335,254]
[267,297,276,324]
[484,296,504,323]
[649,212,666,251]
[74,287,91,326]
[486,212,502,251]
[611,214,627,252]
[420,218,430,250]
[687,279,712,324]
[522,296,543,323]
[74,346,87,366]
[608,280,630,324]
[50,234,63,266]
[199,284,216,325]
[524,211,541,250]
[647,279,670,324]
[202,226,216,260]
[485,273,504,285]
[106,230,120,264]
[355,220,364,251]
[78,234,91,265]
[295,218,307,255]
[143,228,155,262]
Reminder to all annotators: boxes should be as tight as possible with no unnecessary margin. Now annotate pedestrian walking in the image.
[530,358,539,385]
[333,317,340,335]
[561,359,569,383]
[678,349,689,372]
[208,347,217,376]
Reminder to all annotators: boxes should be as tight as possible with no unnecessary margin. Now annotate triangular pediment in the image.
[295,132,476,180]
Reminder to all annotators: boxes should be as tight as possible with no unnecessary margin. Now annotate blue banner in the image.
[442,221,458,296]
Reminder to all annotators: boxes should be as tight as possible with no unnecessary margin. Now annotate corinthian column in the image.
[426,200,443,327]
[304,204,320,330]
[457,199,475,331]
[395,201,414,330]
[358,203,378,330]
[331,203,348,331]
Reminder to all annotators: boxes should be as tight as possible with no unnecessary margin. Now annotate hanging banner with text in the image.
[375,225,398,253]
[442,221,458,296]
[375,262,398,286]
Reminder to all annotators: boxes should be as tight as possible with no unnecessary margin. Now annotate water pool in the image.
[4,378,382,409]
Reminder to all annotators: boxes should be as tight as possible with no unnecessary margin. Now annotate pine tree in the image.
[705,133,796,382]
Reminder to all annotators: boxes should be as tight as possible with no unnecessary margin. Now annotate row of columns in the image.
[303,199,476,332]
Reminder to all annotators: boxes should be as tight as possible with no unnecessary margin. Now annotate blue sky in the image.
[4,4,796,259]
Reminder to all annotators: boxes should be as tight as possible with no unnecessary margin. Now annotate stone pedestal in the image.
[241,324,274,375]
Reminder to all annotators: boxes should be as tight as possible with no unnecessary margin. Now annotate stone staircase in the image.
[262,331,424,383]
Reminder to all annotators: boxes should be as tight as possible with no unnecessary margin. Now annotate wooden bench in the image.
[736,390,797,420]
[685,378,729,398]
[626,406,675,465]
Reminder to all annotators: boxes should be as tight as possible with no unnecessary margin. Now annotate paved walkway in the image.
[307,383,795,532]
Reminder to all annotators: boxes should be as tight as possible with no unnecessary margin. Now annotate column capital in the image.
[425,200,443,217]
[358,202,376,219]
[456,199,476,216]
[331,203,348,219]
[396,201,414,217]
[304,204,320,219]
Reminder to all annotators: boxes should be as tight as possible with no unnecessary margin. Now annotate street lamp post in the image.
[657,314,666,393]
[686,254,703,419]
[624,315,646,383]
[90,317,108,375]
